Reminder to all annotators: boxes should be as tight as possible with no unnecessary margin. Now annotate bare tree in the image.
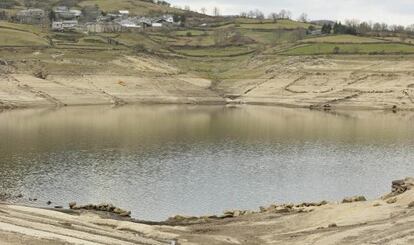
[372,22,382,32]
[389,24,405,33]
[268,12,279,23]
[279,9,288,19]
[406,24,414,33]
[184,5,190,11]
[357,21,372,34]
[254,9,265,20]
[213,6,220,16]
[286,10,292,20]
[279,9,292,19]
[200,7,207,15]
[297,13,308,22]
[380,23,389,32]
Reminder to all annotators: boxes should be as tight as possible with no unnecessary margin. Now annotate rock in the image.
[47,201,52,205]
[373,202,382,207]
[69,202,76,209]
[119,211,131,217]
[408,201,414,208]
[384,178,414,199]
[206,215,219,219]
[318,200,328,206]
[233,210,241,217]
[67,203,130,217]
[275,207,290,213]
[328,223,337,228]
[342,196,367,203]
[54,206,63,209]
[16,194,23,198]
[113,207,124,214]
[167,215,198,222]
[386,197,397,204]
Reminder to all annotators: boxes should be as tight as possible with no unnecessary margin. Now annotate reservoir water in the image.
[0,105,413,221]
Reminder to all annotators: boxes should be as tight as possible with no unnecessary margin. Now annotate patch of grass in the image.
[239,20,312,30]
[115,33,158,47]
[0,21,43,34]
[173,45,255,57]
[79,36,108,45]
[0,28,48,46]
[174,30,207,36]
[301,35,386,44]
[283,43,414,55]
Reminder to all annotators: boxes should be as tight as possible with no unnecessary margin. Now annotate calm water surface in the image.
[0,105,414,221]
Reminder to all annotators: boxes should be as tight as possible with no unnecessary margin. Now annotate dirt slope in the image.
[218,56,414,110]
[2,54,414,110]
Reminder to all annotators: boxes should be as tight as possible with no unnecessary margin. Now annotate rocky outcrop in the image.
[342,196,367,203]
[383,177,414,199]
[69,202,132,217]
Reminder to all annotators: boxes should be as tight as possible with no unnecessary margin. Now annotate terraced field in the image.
[283,43,414,55]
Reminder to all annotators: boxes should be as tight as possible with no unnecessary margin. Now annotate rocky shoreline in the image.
[1,177,414,244]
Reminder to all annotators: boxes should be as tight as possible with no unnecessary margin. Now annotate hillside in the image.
[1,3,414,111]
[0,0,183,15]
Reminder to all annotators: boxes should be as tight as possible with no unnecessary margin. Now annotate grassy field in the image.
[0,28,49,46]
[239,20,313,30]
[0,21,44,34]
[174,30,208,36]
[301,34,386,43]
[283,43,414,55]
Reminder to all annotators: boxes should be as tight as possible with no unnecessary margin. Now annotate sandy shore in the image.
[1,178,414,244]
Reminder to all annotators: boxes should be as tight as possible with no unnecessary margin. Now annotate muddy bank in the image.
[2,178,414,244]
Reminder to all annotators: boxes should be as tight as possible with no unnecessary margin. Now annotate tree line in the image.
[321,20,414,35]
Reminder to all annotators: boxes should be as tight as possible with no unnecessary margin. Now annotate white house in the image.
[151,23,162,27]
[118,19,140,28]
[52,20,78,31]
[119,10,129,17]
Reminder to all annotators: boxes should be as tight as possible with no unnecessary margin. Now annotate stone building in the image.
[16,9,45,24]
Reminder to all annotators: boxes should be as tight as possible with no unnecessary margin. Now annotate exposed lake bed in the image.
[1,105,414,221]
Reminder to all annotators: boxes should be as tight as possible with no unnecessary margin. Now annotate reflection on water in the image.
[0,105,414,220]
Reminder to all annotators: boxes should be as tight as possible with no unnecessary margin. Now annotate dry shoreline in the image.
[1,178,414,244]
[2,55,414,111]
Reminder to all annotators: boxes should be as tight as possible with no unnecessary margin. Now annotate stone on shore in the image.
[342,196,367,203]
[69,202,131,217]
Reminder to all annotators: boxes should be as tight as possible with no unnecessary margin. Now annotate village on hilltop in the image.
[13,5,178,33]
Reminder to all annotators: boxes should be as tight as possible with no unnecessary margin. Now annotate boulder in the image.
[386,197,397,204]
[342,196,367,203]
[68,202,76,209]
[68,202,131,217]
[328,223,337,228]
[383,178,414,199]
